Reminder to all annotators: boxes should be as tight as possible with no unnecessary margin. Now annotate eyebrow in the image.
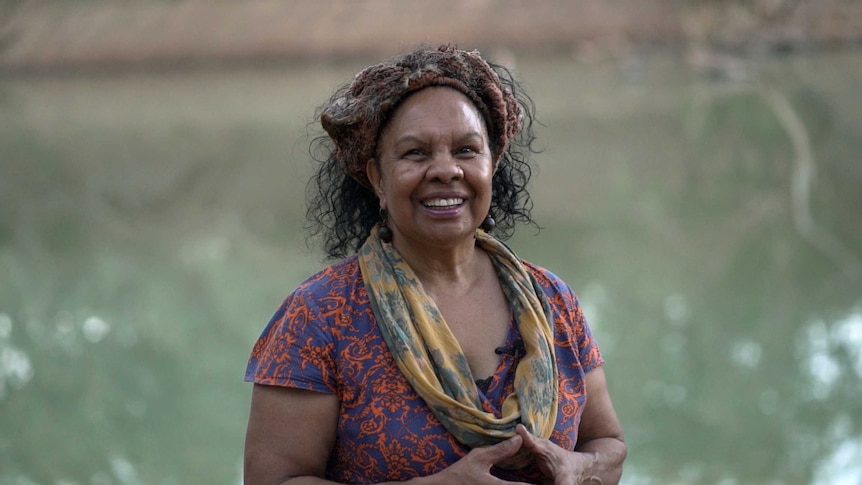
[393,131,486,147]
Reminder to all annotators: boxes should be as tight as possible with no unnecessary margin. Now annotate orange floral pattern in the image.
[245,255,603,483]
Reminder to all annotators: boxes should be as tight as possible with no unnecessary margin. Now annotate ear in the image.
[366,158,386,208]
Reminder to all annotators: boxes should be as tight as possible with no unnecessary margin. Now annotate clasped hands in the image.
[430,424,593,485]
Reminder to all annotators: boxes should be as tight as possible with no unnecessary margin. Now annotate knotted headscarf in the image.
[320,44,522,188]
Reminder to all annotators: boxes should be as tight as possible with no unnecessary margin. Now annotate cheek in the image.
[388,165,423,192]
[473,163,496,188]
[378,172,406,209]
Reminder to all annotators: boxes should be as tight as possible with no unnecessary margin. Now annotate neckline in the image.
[474,312,521,396]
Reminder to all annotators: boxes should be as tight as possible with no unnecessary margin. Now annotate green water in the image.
[1,50,861,484]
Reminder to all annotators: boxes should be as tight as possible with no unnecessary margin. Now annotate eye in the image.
[456,146,479,157]
[403,148,426,160]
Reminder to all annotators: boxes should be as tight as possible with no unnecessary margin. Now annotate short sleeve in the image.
[244,285,338,394]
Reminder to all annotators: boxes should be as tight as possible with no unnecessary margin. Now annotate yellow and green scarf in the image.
[358,226,558,467]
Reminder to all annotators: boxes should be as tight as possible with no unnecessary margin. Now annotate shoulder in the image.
[291,255,364,300]
[522,260,576,299]
[269,255,367,328]
[247,255,369,370]
[522,259,586,330]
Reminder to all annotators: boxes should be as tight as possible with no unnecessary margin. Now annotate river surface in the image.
[2,50,861,484]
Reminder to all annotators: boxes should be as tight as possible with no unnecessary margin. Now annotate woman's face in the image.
[367,87,495,251]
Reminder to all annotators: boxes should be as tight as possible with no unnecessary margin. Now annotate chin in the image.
[422,226,476,245]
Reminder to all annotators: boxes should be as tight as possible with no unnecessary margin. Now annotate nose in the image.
[426,152,463,183]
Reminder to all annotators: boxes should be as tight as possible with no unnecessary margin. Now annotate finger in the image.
[475,434,523,464]
[516,424,557,458]
[515,424,540,448]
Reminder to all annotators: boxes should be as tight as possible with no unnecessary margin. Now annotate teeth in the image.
[424,198,463,207]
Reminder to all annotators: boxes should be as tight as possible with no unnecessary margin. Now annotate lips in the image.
[422,197,464,208]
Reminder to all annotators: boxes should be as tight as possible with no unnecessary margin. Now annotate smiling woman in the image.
[368,87,495,255]
[242,44,627,484]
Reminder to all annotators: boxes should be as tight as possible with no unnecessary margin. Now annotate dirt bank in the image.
[1,0,860,73]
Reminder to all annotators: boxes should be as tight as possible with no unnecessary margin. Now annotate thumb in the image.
[515,424,536,445]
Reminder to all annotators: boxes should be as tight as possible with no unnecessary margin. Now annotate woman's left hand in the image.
[515,424,588,484]
[514,367,627,484]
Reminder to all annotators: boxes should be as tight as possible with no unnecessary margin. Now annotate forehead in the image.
[383,87,487,137]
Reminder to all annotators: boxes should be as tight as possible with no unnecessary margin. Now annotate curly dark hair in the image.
[305,45,541,259]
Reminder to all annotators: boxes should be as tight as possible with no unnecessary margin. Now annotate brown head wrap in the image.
[320,44,523,189]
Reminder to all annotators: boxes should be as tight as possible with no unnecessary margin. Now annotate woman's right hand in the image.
[419,435,531,485]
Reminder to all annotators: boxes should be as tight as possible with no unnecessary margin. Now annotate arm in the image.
[244,384,530,485]
[244,384,340,484]
[571,367,627,483]
[516,367,626,484]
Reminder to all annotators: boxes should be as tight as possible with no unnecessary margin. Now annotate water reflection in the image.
[0,313,33,401]
[816,435,862,485]
[83,315,111,344]
[1,50,861,483]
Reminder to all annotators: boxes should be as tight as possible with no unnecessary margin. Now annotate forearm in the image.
[264,477,424,485]
[572,436,627,484]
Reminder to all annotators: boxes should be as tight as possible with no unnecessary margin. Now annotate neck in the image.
[393,235,487,292]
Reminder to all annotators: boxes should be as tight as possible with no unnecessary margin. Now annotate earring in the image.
[480,214,496,232]
[379,209,393,243]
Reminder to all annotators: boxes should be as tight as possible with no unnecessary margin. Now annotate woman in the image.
[244,45,626,484]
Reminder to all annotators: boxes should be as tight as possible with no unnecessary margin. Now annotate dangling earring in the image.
[379,208,393,243]
[480,213,496,232]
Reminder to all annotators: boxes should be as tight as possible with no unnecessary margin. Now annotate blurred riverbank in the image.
[1,0,861,74]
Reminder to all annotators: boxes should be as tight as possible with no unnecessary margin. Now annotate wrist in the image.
[571,450,601,484]
[403,475,437,485]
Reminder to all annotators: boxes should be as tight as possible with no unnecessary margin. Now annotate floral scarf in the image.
[357,226,558,467]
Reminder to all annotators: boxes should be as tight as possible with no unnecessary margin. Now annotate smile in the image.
[422,198,464,209]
